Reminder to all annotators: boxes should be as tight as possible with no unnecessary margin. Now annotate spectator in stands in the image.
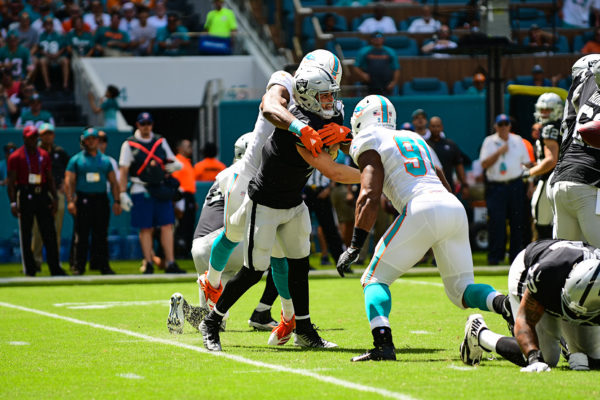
[156,13,190,56]
[61,4,90,33]
[118,111,186,274]
[66,16,96,57]
[354,32,400,96]
[581,27,600,54]
[83,0,110,33]
[148,1,167,30]
[0,82,17,127]
[204,0,237,39]
[7,126,66,276]
[32,122,68,272]
[171,139,197,257]
[322,13,344,33]
[479,114,532,265]
[65,128,121,275]
[408,5,441,33]
[420,24,457,57]
[87,84,120,129]
[531,64,552,87]
[411,108,431,139]
[130,6,156,56]
[12,81,35,117]
[427,116,468,193]
[15,12,39,50]
[0,142,17,185]
[31,4,63,34]
[33,16,70,90]
[194,142,226,181]
[94,12,131,56]
[15,93,55,128]
[357,4,397,34]
[0,30,34,82]
[119,2,139,37]
[466,72,486,95]
[2,69,21,99]
[560,0,600,28]
[526,24,555,53]
[5,0,24,27]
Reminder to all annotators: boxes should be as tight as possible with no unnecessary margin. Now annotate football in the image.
[578,120,600,148]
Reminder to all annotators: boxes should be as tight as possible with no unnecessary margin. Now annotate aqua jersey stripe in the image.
[223,173,239,235]
[376,95,388,123]
[364,205,407,284]
[332,56,340,78]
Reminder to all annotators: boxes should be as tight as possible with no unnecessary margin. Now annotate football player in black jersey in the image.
[460,239,600,371]
[199,65,361,351]
[550,56,600,248]
[523,93,563,239]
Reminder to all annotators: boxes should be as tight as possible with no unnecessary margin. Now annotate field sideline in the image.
[1,273,597,400]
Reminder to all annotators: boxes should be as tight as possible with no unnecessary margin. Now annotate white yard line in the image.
[0,302,417,400]
[54,300,167,308]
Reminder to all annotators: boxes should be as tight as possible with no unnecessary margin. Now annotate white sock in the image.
[206,265,222,288]
[255,302,271,312]
[486,291,502,312]
[479,328,503,352]
[281,298,294,321]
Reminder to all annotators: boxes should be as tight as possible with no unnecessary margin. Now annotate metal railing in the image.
[197,78,223,163]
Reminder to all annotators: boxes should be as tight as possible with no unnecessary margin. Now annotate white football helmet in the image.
[293,65,340,119]
[299,49,342,86]
[233,132,254,162]
[561,259,600,323]
[572,54,600,79]
[350,95,397,136]
[534,92,564,124]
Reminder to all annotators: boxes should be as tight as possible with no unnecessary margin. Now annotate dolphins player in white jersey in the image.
[336,95,509,361]
[199,51,349,329]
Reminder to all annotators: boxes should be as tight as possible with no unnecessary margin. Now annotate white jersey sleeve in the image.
[266,71,294,102]
[349,128,380,163]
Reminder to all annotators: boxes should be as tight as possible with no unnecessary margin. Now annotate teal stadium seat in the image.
[351,14,372,31]
[384,35,419,56]
[522,34,571,53]
[573,31,594,53]
[327,37,367,59]
[453,76,474,94]
[510,8,548,29]
[402,78,449,96]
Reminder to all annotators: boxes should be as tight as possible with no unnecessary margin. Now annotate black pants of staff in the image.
[17,187,62,276]
[303,187,344,262]
[71,192,111,274]
[175,191,196,258]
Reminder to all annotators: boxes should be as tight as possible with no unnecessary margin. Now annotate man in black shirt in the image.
[199,65,360,351]
[426,116,468,193]
[460,239,600,371]
[550,59,600,248]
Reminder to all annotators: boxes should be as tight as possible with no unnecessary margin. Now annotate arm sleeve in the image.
[479,137,493,161]
[385,47,400,70]
[349,130,379,165]
[119,141,133,167]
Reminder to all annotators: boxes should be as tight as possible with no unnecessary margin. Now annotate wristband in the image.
[527,349,544,365]
[289,119,308,137]
[10,202,16,207]
[350,227,369,249]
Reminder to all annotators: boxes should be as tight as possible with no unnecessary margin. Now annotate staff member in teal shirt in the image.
[65,127,122,275]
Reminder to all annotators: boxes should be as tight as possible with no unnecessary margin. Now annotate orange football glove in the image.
[299,125,323,157]
[318,123,352,146]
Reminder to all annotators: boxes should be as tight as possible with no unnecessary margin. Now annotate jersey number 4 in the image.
[394,136,429,176]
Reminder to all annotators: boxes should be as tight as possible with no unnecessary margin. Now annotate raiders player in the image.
[335,95,507,362]
[550,57,600,248]
[461,239,600,372]
[199,65,360,352]
[167,133,283,334]
[522,93,563,239]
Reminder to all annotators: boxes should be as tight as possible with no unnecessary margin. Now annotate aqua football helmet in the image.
[299,49,342,86]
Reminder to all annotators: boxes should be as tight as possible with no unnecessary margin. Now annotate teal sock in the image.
[364,283,391,322]
[270,257,290,299]
[463,283,497,311]
[208,231,238,272]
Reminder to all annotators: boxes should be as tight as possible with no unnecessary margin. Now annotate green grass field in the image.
[1,271,597,400]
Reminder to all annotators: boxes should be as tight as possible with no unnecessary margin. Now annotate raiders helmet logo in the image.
[296,79,308,94]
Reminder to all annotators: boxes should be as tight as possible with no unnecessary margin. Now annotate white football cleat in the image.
[167,293,185,334]
[294,325,337,348]
[460,314,487,365]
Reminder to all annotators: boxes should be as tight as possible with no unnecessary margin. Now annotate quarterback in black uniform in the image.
[199,65,361,351]
[461,239,600,371]
[550,56,600,248]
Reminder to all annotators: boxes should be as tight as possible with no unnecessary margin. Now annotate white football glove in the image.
[520,362,551,372]
[568,352,590,371]
[120,192,133,212]
[164,161,180,174]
